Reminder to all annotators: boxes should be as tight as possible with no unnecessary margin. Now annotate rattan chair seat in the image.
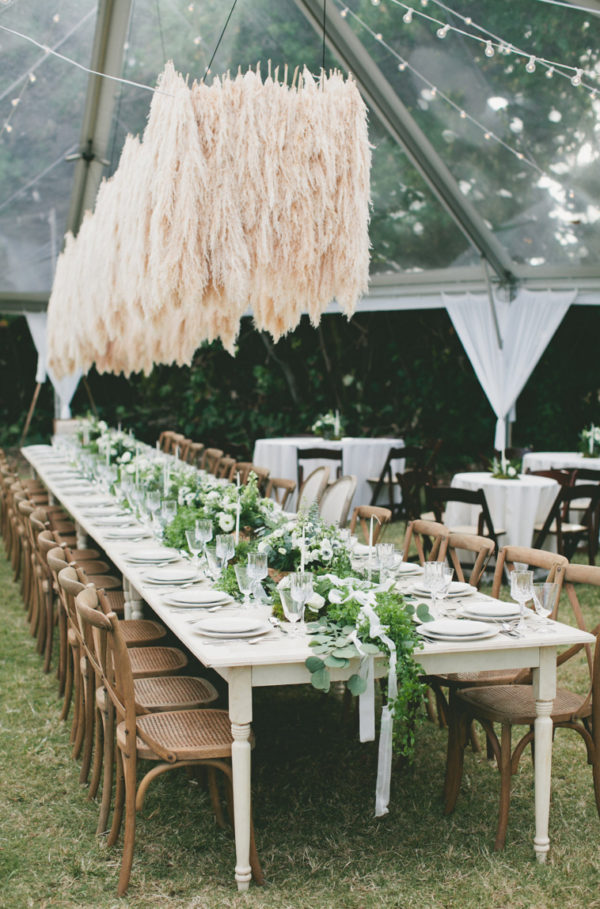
[86,573,122,591]
[128,646,188,677]
[118,708,238,760]
[133,676,218,711]
[120,620,167,646]
[101,589,125,614]
[431,668,526,688]
[458,684,586,726]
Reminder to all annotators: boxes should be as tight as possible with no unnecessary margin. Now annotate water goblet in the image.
[195,519,213,564]
[234,566,254,608]
[532,582,558,632]
[216,533,235,573]
[247,552,268,600]
[185,527,203,571]
[286,571,313,635]
[376,543,396,585]
[146,489,161,533]
[510,569,534,631]
[431,565,455,616]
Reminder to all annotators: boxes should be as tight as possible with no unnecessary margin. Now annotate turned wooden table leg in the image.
[532,649,557,863]
[228,667,253,891]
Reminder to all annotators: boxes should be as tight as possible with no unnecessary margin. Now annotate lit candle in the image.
[590,425,595,455]
[301,524,306,572]
[368,515,374,580]
[334,409,340,437]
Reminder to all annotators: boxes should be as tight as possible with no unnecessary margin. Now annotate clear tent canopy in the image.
[0,0,599,359]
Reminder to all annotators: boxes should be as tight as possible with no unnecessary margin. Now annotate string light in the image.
[546,66,554,78]
[571,68,583,85]
[526,55,537,73]
[385,0,599,98]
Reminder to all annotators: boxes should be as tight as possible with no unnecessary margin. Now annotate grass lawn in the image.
[2,539,600,908]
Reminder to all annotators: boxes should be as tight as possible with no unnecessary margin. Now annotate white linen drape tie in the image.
[25,311,81,419]
[443,289,575,449]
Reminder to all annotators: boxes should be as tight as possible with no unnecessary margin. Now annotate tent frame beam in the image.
[64,0,133,238]
[294,0,516,286]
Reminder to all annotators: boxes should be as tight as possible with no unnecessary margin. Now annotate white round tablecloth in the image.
[252,436,404,513]
[522,451,600,474]
[443,471,559,548]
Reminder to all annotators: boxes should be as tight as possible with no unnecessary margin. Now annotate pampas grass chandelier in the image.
[47,61,371,378]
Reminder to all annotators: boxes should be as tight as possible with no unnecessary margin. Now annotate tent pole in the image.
[82,376,98,417]
[482,258,503,350]
[20,382,42,446]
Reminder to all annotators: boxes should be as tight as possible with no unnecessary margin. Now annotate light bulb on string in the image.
[571,68,583,86]
[459,109,466,118]
[436,24,450,38]
[29,72,36,83]
[4,123,12,133]
[525,55,536,73]
[398,61,407,71]
[403,8,413,24]
[430,86,437,97]
[375,32,383,40]
[465,17,472,25]
[545,66,554,79]
[11,98,19,107]
[371,0,381,5]
[484,131,491,140]
[340,7,348,17]
[52,13,60,23]
[484,41,494,58]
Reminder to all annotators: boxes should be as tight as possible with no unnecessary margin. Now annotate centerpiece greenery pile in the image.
[489,454,521,479]
[579,424,600,458]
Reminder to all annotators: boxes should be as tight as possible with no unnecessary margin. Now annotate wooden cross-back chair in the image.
[216,456,237,480]
[201,447,224,475]
[75,587,263,895]
[233,462,271,494]
[446,532,496,588]
[445,562,600,852]
[349,505,391,544]
[401,518,449,565]
[185,441,205,467]
[265,477,296,510]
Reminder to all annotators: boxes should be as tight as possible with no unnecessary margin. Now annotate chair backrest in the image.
[533,483,600,559]
[369,444,427,510]
[201,448,224,475]
[318,475,358,527]
[349,505,392,544]
[234,463,271,493]
[560,562,600,676]
[402,519,449,564]
[297,466,330,511]
[216,456,237,480]
[186,441,205,466]
[491,545,568,604]
[447,532,495,587]
[264,477,296,510]
[158,430,175,452]
[297,448,342,488]
[426,484,500,548]
[572,467,600,484]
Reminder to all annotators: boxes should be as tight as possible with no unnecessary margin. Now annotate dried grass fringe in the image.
[47,62,371,378]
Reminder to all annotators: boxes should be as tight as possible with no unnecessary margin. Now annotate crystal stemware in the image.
[286,571,313,635]
[532,582,558,632]
[195,519,213,564]
[185,527,203,571]
[510,569,534,631]
[234,565,254,608]
[216,533,235,573]
[376,542,396,585]
[430,564,454,616]
[247,552,268,600]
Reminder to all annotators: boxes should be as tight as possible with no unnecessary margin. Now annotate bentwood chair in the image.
[216,456,237,480]
[75,587,263,895]
[444,562,600,851]
[446,532,496,588]
[297,447,342,489]
[265,477,296,510]
[233,462,271,494]
[349,505,392,544]
[318,476,357,528]
[185,441,205,467]
[297,466,330,511]
[201,447,224,475]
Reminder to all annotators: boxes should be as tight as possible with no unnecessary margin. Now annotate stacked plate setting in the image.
[411,580,474,599]
[192,615,271,639]
[162,589,232,608]
[141,565,201,585]
[125,547,180,565]
[461,601,521,622]
[416,618,499,641]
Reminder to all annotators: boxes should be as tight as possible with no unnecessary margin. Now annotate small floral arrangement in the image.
[257,505,352,573]
[490,455,520,480]
[580,423,600,458]
[311,410,343,440]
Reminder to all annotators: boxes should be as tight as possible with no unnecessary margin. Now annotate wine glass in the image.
[532,582,558,632]
[286,571,313,635]
[216,533,235,573]
[510,569,534,631]
[247,552,268,600]
[234,565,254,608]
[430,565,454,616]
[195,519,213,563]
[376,543,396,585]
[146,489,161,533]
[185,526,203,571]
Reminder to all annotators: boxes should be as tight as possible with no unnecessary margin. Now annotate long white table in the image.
[24,445,595,886]
[522,451,600,475]
[253,436,404,512]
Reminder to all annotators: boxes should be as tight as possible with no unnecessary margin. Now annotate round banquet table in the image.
[522,451,600,474]
[252,436,404,513]
[443,471,559,548]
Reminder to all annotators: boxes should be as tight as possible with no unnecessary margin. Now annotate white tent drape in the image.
[24,311,82,419]
[443,288,576,450]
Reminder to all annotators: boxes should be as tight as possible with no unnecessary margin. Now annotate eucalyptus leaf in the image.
[309,643,331,655]
[311,634,332,644]
[416,602,434,623]
[324,654,350,668]
[342,625,356,635]
[332,645,358,659]
[305,622,323,633]
[305,656,325,672]
[310,668,331,692]
[347,674,368,695]
[360,642,382,655]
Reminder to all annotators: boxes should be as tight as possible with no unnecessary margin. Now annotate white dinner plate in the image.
[58,484,95,493]
[71,496,114,507]
[103,527,152,540]
[162,589,231,607]
[193,616,271,638]
[143,566,200,584]
[395,562,423,576]
[462,602,521,621]
[411,581,474,599]
[416,619,498,641]
[92,515,137,526]
[125,548,179,564]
